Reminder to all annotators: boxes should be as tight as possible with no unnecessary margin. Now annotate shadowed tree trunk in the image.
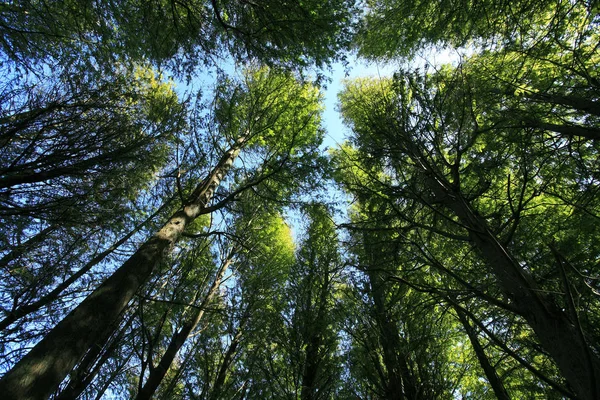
[364,235,419,400]
[453,305,511,400]
[208,318,246,400]
[411,144,600,400]
[0,137,245,400]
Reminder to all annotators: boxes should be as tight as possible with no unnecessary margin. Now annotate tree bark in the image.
[0,137,245,400]
[523,92,600,117]
[453,305,511,400]
[417,160,600,400]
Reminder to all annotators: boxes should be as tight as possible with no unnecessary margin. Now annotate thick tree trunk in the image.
[0,204,167,331]
[419,164,600,400]
[135,255,233,400]
[0,137,245,400]
[454,306,510,400]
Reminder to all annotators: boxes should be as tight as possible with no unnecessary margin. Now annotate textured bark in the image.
[454,306,510,400]
[417,159,600,400]
[0,204,166,331]
[0,137,245,400]
[135,255,233,400]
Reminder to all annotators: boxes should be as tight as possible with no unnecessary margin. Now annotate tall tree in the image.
[0,67,324,400]
[336,71,600,399]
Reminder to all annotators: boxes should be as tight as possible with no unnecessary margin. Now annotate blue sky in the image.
[320,49,461,150]
[320,59,395,150]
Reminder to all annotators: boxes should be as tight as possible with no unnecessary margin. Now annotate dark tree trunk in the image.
[454,305,511,400]
[418,160,600,400]
[364,236,419,400]
[209,326,243,400]
[0,137,245,400]
[523,118,600,141]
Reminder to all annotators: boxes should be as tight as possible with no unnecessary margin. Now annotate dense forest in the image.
[0,1,599,399]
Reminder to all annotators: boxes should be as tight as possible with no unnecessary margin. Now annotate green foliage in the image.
[356,0,596,59]
[0,0,357,76]
[334,54,600,396]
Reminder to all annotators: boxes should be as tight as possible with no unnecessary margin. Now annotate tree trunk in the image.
[209,325,244,400]
[419,162,600,400]
[300,270,331,400]
[453,305,511,400]
[135,255,233,400]
[364,235,418,400]
[0,137,245,400]
[0,203,168,331]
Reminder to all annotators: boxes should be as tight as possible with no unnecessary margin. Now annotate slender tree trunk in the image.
[135,254,234,400]
[0,203,168,331]
[450,300,575,398]
[453,305,511,400]
[0,224,59,271]
[300,272,330,400]
[0,137,245,400]
[300,333,321,400]
[416,156,600,400]
[364,236,418,400]
[209,325,243,400]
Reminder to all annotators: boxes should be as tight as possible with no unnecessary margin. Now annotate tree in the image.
[0,64,184,366]
[356,0,595,59]
[0,67,325,400]
[336,70,600,399]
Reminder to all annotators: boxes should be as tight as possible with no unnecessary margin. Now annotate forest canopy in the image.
[0,0,599,399]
